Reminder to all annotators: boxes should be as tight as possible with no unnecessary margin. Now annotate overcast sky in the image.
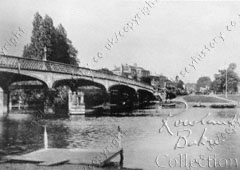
[1,0,240,83]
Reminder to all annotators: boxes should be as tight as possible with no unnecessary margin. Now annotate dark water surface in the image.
[0,107,240,170]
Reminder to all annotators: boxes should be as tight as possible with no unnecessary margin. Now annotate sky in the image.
[1,0,240,83]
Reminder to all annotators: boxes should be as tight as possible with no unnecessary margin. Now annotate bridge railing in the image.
[0,55,47,70]
[0,55,153,90]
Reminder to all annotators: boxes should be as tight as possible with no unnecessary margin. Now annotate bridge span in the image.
[0,55,155,114]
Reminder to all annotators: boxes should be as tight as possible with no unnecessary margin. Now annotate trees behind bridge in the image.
[20,12,80,114]
[23,12,79,66]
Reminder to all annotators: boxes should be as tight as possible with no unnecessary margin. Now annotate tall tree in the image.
[23,12,79,65]
[211,63,239,93]
[176,80,184,90]
[23,12,43,59]
[41,15,56,61]
[196,76,211,91]
[54,24,79,65]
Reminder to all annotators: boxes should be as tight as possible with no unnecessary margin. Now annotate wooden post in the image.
[101,126,124,167]
[119,149,124,168]
[118,126,123,168]
[44,126,48,149]
[68,90,72,112]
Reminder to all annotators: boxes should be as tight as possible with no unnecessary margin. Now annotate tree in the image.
[97,68,114,75]
[211,63,239,93]
[196,76,211,91]
[41,15,56,61]
[140,76,151,85]
[132,74,138,81]
[166,89,177,100]
[228,63,237,71]
[150,75,169,89]
[176,80,184,90]
[210,76,222,93]
[23,12,43,59]
[53,24,79,65]
[23,12,79,65]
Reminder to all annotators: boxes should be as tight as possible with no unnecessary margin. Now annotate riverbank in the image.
[217,94,240,104]
[183,94,232,103]
[182,94,238,108]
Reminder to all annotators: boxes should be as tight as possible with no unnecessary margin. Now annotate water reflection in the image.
[0,107,239,170]
[0,115,42,155]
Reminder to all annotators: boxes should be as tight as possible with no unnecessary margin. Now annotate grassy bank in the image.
[183,95,231,103]
[217,94,240,103]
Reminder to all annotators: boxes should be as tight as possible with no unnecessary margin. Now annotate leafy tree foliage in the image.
[97,68,114,75]
[23,12,79,65]
[211,63,239,93]
[176,80,184,90]
[140,76,151,85]
[174,75,184,90]
[196,76,211,91]
[151,75,169,89]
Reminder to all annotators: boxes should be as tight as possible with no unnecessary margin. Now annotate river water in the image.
[0,106,240,170]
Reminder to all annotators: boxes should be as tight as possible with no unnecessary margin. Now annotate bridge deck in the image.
[0,55,153,91]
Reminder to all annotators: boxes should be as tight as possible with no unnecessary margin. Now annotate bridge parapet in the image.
[0,55,154,91]
[0,55,47,71]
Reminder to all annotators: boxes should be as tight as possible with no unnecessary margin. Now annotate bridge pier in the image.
[44,88,56,114]
[68,90,85,115]
[104,91,110,105]
[135,92,140,108]
[9,94,12,112]
[1,89,10,114]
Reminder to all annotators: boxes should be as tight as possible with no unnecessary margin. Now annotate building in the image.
[112,63,150,80]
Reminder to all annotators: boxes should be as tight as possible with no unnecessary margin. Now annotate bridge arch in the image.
[108,84,138,108]
[0,70,49,114]
[0,55,155,113]
[53,78,109,108]
[0,70,48,89]
[137,89,156,101]
[0,55,154,93]
[108,84,137,94]
[52,78,107,92]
